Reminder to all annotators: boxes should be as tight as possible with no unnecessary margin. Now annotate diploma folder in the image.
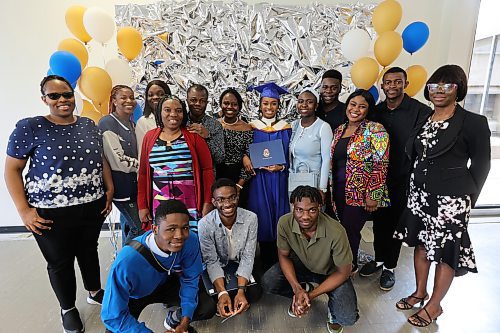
[248,139,286,168]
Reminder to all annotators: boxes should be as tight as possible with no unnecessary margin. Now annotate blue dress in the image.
[247,119,291,242]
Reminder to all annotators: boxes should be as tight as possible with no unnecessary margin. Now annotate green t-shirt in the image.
[277,212,352,275]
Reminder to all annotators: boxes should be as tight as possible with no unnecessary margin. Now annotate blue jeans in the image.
[261,253,359,326]
[113,201,143,246]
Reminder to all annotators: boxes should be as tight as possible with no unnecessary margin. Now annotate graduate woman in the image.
[247,82,292,271]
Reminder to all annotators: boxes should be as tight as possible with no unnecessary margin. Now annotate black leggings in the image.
[34,197,106,309]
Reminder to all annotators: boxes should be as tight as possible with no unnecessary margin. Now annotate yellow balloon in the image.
[58,38,89,69]
[374,31,403,67]
[372,0,402,34]
[117,27,143,61]
[81,100,103,124]
[405,65,428,97]
[378,67,390,84]
[65,6,92,44]
[78,67,112,105]
[351,57,380,89]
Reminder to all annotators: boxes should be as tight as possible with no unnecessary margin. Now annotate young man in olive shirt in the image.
[362,67,432,290]
[262,186,358,333]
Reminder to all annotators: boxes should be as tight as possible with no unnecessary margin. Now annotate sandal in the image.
[407,306,443,328]
[396,293,429,310]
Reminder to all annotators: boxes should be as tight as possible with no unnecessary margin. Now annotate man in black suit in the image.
[361,67,431,290]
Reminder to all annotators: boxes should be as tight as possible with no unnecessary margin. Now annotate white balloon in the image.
[105,58,133,86]
[83,7,115,44]
[74,91,83,115]
[341,29,371,62]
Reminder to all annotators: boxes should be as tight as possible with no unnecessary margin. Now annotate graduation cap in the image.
[248,82,289,100]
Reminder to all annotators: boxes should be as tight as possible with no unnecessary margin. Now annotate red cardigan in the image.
[138,127,215,220]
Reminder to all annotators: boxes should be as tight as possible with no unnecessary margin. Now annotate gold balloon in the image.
[93,98,110,115]
[81,100,103,124]
[58,38,89,69]
[374,31,403,67]
[405,65,428,97]
[378,67,390,84]
[78,67,112,105]
[65,6,92,44]
[351,57,380,89]
[117,27,143,61]
[372,0,403,34]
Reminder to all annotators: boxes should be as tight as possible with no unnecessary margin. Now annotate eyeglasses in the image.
[426,83,457,94]
[214,195,238,204]
[44,92,75,100]
[294,206,320,215]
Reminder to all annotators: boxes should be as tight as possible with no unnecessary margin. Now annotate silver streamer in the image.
[116,0,375,121]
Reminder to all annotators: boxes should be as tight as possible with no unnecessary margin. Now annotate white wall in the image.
[0,0,480,227]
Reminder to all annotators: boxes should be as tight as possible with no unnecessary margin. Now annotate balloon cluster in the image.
[341,0,430,97]
[47,5,144,123]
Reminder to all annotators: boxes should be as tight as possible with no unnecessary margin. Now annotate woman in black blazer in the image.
[394,65,491,327]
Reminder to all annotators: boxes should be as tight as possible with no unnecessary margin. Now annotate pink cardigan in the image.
[138,127,215,223]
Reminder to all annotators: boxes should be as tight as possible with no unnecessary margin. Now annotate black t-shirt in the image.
[368,94,431,181]
[316,101,346,133]
[332,137,350,172]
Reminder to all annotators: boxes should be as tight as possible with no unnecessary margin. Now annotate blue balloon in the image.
[49,51,82,84]
[47,68,54,76]
[402,21,430,55]
[132,103,143,123]
[368,85,379,103]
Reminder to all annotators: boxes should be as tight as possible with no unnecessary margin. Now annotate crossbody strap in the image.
[128,240,167,273]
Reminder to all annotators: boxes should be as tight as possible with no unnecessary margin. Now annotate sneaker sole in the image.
[86,297,101,305]
[359,268,382,277]
[326,322,344,333]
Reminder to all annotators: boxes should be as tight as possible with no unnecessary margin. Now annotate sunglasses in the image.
[44,92,75,100]
[426,83,457,94]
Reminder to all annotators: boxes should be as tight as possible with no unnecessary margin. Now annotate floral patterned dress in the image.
[394,118,476,276]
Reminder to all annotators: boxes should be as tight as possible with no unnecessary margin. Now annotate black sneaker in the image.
[61,308,85,333]
[359,261,383,277]
[380,269,395,291]
[86,289,104,305]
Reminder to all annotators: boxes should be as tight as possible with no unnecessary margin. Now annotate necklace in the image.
[431,105,456,122]
[221,117,239,126]
[149,246,178,275]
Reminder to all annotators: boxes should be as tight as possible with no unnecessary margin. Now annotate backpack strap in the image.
[128,240,167,273]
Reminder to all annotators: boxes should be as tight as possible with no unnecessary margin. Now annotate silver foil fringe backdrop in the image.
[116,0,375,120]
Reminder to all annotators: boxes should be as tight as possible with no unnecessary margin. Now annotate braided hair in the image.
[153,95,189,129]
[289,186,323,205]
[109,85,134,114]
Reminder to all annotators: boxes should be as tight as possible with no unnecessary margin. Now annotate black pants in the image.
[372,182,406,269]
[128,277,216,320]
[34,197,106,310]
[258,241,278,273]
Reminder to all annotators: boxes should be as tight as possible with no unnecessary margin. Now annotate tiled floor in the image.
[1,221,499,333]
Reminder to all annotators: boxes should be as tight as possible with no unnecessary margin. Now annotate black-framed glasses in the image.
[214,195,238,204]
[44,92,74,100]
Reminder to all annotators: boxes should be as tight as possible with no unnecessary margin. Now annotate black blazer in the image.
[405,105,491,207]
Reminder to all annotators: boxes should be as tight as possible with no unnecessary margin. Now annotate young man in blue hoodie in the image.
[101,199,216,332]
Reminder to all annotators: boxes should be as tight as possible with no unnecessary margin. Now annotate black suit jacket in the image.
[405,105,491,207]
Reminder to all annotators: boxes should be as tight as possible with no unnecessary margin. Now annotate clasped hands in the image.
[291,287,311,317]
[217,290,250,318]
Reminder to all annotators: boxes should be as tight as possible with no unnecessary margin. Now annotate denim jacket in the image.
[198,208,258,282]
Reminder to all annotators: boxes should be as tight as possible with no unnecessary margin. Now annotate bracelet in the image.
[237,285,247,292]
[236,184,243,189]
[217,290,229,299]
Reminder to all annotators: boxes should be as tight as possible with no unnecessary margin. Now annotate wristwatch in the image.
[237,285,247,292]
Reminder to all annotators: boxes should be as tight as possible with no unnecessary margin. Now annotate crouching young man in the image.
[101,199,216,333]
[262,186,359,333]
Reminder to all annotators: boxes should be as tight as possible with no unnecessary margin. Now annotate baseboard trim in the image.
[0,223,120,234]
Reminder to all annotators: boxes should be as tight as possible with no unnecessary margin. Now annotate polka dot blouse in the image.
[7,116,105,208]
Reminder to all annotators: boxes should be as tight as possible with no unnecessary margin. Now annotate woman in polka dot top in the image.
[4,75,114,333]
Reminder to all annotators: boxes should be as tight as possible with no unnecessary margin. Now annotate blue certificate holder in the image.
[248,139,286,168]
